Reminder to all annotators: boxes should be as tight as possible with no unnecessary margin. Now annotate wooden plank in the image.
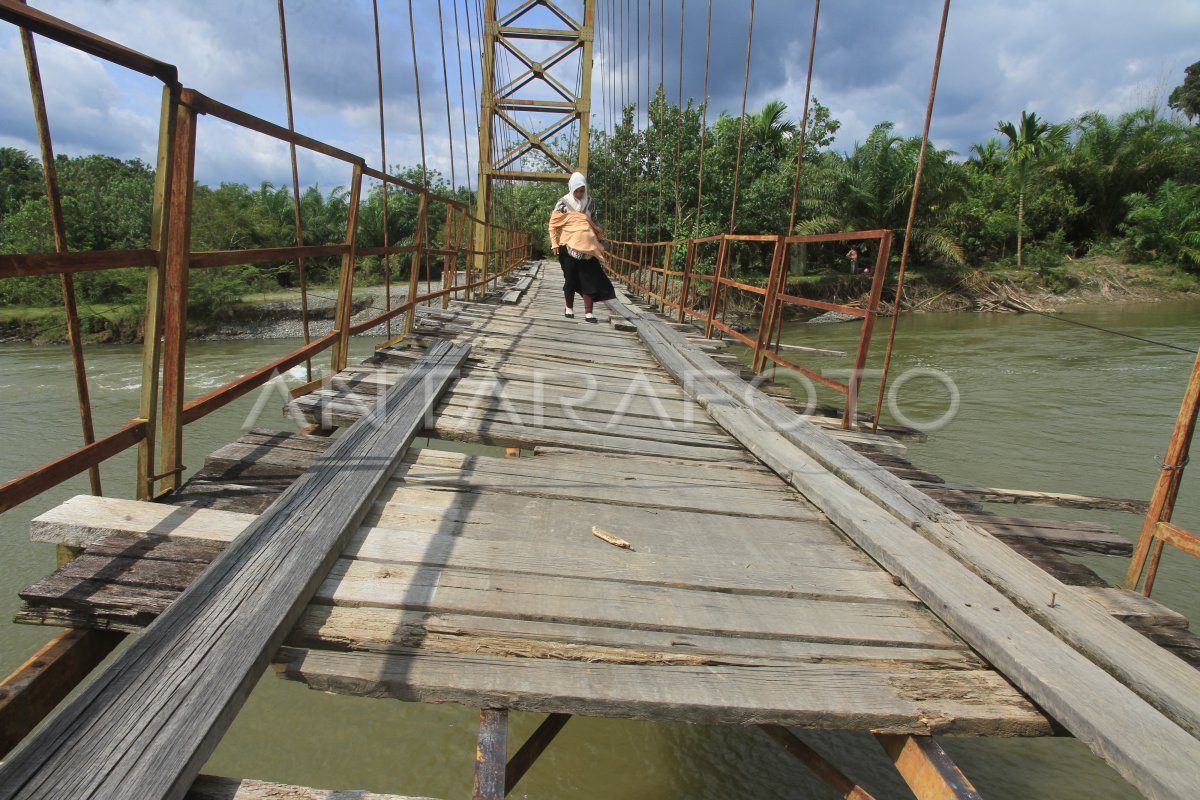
[30,502,909,606]
[0,341,469,800]
[186,775,438,800]
[274,647,1051,735]
[284,606,987,670]
[615,297,1200,799]
[431,413,752,462]
[24,546,940,647]
[1156,521,1200,559]
[960,513,1131,556]
[1075,587,1190,629]
[908,480,1149,514]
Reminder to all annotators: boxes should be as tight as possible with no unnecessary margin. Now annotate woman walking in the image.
[548,172,616,322]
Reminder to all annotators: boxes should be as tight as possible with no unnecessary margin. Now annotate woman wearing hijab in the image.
[548,171,616,322]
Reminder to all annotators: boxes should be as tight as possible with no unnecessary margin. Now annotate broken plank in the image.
[274,647,1050,736]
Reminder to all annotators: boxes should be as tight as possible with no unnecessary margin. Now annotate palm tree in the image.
[750,99,798,159]
[996,111,1069,268]
[796,122,966,266]
[1065,109,1188,239]
[968,138,1006,175]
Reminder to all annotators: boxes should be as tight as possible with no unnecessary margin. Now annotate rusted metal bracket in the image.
[0,628,124,758]
[471,709,571,798]
[472,708,508,800]
[875,734,982,799]
[759,724,878,799]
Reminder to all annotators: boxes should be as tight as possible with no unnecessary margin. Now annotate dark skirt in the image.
[559,250,616,301]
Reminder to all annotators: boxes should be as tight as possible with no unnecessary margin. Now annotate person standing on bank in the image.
[548,171,616,322]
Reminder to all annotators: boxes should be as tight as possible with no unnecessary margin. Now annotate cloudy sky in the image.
[1,0,1196,193]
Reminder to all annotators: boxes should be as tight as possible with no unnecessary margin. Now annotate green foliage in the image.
[1169,60,1200,123]
[0,147,44,224]
[1063,109,1191,239]
[1119,181,1200,270]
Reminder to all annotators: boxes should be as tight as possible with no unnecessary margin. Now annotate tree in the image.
[796,122,966,267]
[967,138,1005,175]
[1168,60,1200,123]
[1064,109,1189,240]
[996,111,1069,268]
[1120,180,1200,269]
[0,147,44,225]
[749,99,797,159]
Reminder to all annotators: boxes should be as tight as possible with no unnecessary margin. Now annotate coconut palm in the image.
[996,111,1069,268]
[795,122,965,266]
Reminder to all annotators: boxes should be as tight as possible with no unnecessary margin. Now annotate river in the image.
[2,301,1198,798]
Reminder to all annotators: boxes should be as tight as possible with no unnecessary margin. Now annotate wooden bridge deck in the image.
[19,269,1046,736]
[12,262,1200,798]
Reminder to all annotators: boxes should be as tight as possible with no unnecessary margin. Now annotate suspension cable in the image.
[786,0,821,233]
[657,0,665,242]
[407,0,429,187]
[693,0,712,239]
[436,0,457,191]
[370,0,393,335]
[275,0,312,381]
[727,0,756,235]
[672,0,685,238]
[464,0,481,186]
[872,0,951,432]
[451,0,473,193]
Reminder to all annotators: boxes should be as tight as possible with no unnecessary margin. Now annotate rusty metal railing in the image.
[606,229,894,428]
[0,1,530,516]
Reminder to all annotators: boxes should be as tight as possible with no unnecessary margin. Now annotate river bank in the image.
[1,257,1195,345]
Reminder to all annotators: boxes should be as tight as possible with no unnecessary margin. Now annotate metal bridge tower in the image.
[475,0,595,279]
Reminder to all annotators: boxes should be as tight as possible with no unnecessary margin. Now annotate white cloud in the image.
[3,0,1197,189]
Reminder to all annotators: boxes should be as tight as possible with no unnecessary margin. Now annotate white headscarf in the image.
[562,171,588,213]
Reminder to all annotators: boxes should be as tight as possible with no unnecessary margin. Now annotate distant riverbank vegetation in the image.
[2,62,1198,340]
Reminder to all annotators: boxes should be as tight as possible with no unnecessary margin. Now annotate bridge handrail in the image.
[604,229,894,425]
[0,7,531,517]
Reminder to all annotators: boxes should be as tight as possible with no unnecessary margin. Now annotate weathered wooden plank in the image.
[23,547,941,648]
[615,296,1200,799]
[284,606,987,671]
[1075,587,1190,629]
[908,480,1149,514]
[0,341,469,800]
[431,399,740,449]
[185,775,438,800]
[274,647,1050,736]
[960,512,1131,556]
[32,497,905,601]
[431,413,753,462]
